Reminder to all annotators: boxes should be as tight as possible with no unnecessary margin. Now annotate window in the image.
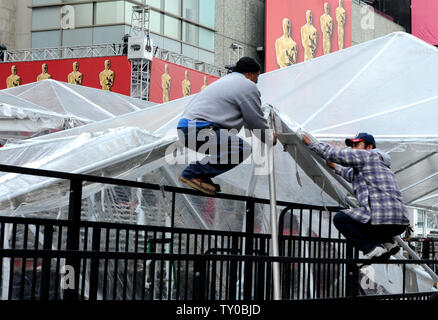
[199,0,215,28]
[92,25,127,45]
[164,15,180,40]
[125,2,134,25]
[417,210,424,228]
[95,1,125,25]
[150,10,163,34]
[63,28,92,47]
[32,30,61,48]
[182,43,198,60]
[199,27,214,50]
[164,0,180,15]
[163,37,181,53]
[74,4,93,27]
[199,48,214,64]
[182,22,197,45]
[32,7,61,30]
[183,0,198,23]
[145,0,162,10]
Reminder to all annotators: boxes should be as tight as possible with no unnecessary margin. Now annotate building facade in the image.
[24,0,264,68]
[0,0,32,50]
[1,0,409,70]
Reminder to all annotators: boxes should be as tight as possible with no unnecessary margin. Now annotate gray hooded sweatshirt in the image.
[181,72,269,138]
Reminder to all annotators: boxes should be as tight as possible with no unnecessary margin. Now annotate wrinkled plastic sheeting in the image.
[3,80,152,117]
[258,32,438,211]
[359,262,436,295]
[258,31,438,293]
[0,127,174,215]
[2,79,155,123]
[0,93,87,138]
[0,95,194,219]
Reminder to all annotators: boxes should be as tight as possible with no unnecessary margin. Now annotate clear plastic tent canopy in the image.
[259,31,438,212]
[0,92,338,230]
[0,93,72,132]
[0,79,155,142]
[0,31,436,294]
[1,31,438,220]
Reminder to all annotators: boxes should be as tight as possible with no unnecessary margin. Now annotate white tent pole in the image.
[267,107,281,300]
[237,138,263,299]
[394,236,438,282]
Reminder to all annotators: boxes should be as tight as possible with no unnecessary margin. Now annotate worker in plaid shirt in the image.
[302,132,410,262]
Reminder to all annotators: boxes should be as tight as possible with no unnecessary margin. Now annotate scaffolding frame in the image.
[128,5,152,101]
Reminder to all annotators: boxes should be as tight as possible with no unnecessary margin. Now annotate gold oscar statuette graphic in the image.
[161,63,172,103]
[301,10,318,61]
[201,76,208,91]
[99,59,115,91]
[336,0,347,50]
[181,70,191,97]
[275,18,298,68]
[37,63,52,81]
[320,2,333,55]
[6,65,21,88]
[68,61,83,85]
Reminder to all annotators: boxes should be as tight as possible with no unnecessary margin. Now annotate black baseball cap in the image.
[345,132,376,149]
[232,57,261,73]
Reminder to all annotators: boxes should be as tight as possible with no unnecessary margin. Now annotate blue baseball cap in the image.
[345,132,376,149]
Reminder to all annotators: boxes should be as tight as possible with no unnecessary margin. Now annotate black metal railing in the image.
[404,237,438,274]
[0,164,436,301]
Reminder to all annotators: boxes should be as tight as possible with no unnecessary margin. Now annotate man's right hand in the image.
[273,133,278,146]
[301,133,311,146]
[327,161,336,170]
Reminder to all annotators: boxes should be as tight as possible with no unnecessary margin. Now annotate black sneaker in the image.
[383,241,400,257]
[358,246,389,267]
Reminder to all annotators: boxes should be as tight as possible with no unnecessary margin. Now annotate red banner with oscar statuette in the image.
[0,56,219,103]
[149,58,219,104]
[265,0,352,72]
[0,56,131,94]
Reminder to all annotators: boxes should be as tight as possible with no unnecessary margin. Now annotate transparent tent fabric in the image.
[0,32,436,294]
[259,31,438,211]
[0,79,156,134]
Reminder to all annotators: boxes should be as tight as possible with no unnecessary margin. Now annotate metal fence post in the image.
[89,227,101,300]
[193,258,206,300]
[244,200,255,300]
[422,239,430,260]
[345,243,359,298]
[228,236,239,300]
[40,224,54,300]
[64,177,83,300]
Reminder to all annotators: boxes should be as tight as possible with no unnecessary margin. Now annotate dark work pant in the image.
[333,212,408,254]
[177,125,251,180]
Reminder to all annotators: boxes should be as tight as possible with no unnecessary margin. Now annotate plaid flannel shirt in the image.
[309,142,410,225]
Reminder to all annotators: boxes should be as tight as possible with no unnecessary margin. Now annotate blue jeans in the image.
[177,124,251,180]
[333,212,408,254]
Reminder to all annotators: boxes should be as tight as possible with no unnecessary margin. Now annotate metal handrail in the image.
[1,43,227,77]
[0,164,344,212]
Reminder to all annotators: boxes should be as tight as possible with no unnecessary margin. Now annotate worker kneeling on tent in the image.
[301,132,410,263]
[177,57,277,195]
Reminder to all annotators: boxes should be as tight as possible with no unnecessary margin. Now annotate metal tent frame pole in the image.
[267,108,281,300]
